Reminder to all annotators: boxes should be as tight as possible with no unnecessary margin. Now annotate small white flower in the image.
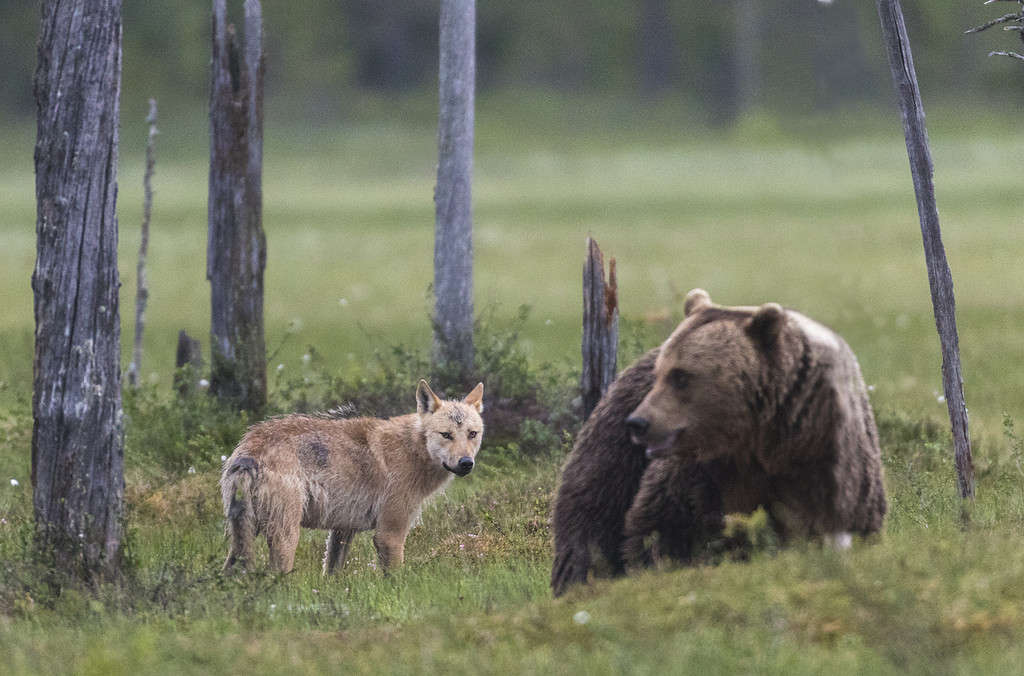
[276,363,285,372]
[573,610,591,625]
[9,478,18,487]
[545,319,553,326]
[367,561,377,570]
[188,466,196,474]
[338,298,349,307]
[221,455,227,462]
[269,604,276,611]
[867,385,875,392]
[198,378,210,389]
[937,395,946,403]
[1,518,8,525]
[312,589,319,594]
[302,353,311,365]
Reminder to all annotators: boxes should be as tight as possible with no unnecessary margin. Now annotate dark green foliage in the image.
[272,305,577,449]
[123,374,252,475]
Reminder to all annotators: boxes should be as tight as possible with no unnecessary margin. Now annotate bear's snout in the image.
[626,416,650,444]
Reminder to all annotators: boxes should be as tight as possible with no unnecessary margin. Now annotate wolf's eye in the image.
[468,430,478,439]
[669,368,690,390]
[440,432,453,440]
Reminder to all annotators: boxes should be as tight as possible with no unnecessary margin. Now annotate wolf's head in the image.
[416,380,485,476]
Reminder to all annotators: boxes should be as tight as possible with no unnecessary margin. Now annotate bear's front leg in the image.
[622,459,675,569]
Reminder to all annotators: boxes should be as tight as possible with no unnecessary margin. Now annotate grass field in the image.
[1,98,1023,673]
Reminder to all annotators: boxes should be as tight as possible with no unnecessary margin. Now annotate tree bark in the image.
[128,99,157,388]
[208,0,266,413]
[433,0,476,380]
[32,0,125,580]
[581,238,619,421]
[876,0,975,499]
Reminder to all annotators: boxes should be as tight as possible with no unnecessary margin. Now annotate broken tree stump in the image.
[581,237,619,421]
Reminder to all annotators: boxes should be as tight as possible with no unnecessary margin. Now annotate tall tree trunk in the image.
[638,0,677,96]
[128,98,157,388]
[733,0,761,119]
[32,0,125,581]
[433,0,476,381]
[877,0,974,499]
[208,0,266,413]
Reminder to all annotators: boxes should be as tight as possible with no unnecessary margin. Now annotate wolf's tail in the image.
[221,456,258,572]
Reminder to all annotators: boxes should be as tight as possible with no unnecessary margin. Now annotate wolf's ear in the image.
[746,302,785,348]
[463,382,484,413]
[684,288,712,316]
[416,379,442,415]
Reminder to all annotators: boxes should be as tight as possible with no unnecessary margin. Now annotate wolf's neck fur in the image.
[371,413,451,500]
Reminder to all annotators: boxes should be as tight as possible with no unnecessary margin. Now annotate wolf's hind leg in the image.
[323,528,356,575]
[267,522,301,573]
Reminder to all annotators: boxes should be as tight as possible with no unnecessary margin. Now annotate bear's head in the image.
[626,288,788,462]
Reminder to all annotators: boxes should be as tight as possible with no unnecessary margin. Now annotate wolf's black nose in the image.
[458,457,474,474]
[625,416,649,439]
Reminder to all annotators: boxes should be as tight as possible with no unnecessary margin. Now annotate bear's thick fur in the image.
[551,289,887,596]
[550,349,656,597]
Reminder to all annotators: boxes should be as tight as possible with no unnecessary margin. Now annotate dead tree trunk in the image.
[174,330,204,397]
[638,0,677,96]
[208,0,266,413]
[733,0,762,119]
[32,0,125,580]
[581,238,619,420]
[877,0,975,499]
[128,99,157,388]
[433,0,476,381]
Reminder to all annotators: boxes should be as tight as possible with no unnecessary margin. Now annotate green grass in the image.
[2,100,1024,673]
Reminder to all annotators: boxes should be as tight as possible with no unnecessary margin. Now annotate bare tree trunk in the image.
[32,0,125,581]
[433,0,475,380]
[877,0,974,499]
[174,330,204,398]
[638,0,677,96]
[208,0,266,413]
[128,99,157,388]
[581,238,619,421]
[733,0,761,119]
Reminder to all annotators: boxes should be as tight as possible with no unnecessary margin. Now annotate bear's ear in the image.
[416,379,443,415]
[684,288,712,316]
[746,302,786,348]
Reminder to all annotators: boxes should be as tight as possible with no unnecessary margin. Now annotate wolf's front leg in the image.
[373,504,412,571]
[373,530,407,570]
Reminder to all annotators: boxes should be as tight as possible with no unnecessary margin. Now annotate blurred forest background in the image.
[0,0,1018,125]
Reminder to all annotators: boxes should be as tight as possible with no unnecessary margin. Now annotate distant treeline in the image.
[1,0,1018,122]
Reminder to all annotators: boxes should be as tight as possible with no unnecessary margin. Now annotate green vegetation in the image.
[1,104,1023,672]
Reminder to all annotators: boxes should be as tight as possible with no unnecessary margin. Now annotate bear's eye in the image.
[468,430,478,439]
[669,368,690,390]
[440,432,453,440]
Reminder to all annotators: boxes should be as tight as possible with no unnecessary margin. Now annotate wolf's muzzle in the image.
[444,457,474,476]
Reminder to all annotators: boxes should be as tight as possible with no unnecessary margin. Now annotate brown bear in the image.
[551,289,887,596]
